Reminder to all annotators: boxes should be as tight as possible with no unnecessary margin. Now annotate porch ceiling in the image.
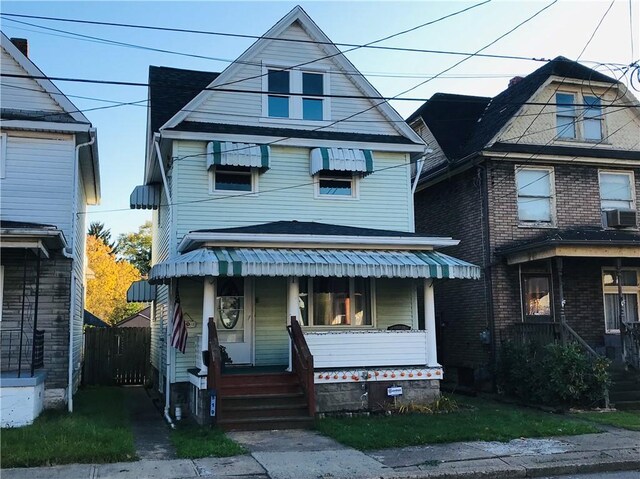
[148,247,481,284]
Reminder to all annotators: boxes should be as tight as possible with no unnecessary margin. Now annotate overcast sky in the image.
[1,0,637,237]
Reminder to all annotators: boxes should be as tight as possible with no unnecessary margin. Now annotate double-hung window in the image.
[556,93,576,139]
[602,269,639,333]
[299,277,372,327]
[583,95,603,140]
[267,69,290,118]
[599,171,634,211]
[516,167,555,225]
[317,172,355,197]
[302,72,323,120]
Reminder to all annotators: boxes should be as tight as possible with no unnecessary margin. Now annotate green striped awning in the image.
[310,148,374,176]
[206,141,270,169]
[149,248,480,284]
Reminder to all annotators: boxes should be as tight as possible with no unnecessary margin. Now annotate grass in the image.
[170,424,246,458]
[576,410,640,431]
[316,395,599,450]
[1,387,136,468]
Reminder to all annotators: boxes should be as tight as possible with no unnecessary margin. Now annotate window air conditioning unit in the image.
[606,209,637,228]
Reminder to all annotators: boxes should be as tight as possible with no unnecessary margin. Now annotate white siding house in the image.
[130,6,478,428]
[0,33,100,426]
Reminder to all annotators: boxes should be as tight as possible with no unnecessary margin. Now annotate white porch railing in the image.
[304,330,431,369]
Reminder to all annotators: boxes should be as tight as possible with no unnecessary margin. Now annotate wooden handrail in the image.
[287,316,315,417]
[561,322,599,359]
[207,317,222,420]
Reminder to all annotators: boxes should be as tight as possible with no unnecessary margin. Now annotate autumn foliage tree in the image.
[86,234,143,324]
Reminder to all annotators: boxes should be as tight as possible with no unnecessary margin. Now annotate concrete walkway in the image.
[123,386,176,460]
[3,427,640,479]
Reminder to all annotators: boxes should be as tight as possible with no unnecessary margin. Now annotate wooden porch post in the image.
[616,258,627,363]
[556,257,566,344]
[201,276,216,374]
[424,278,438,367]
[287,277,299,371]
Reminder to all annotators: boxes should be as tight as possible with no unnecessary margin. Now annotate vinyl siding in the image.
[182,22,398,137]
[71,170,86,393]
[172,141,413,241]
[375,279,417,329]
[0,47,64,113]
[254,277,288,366]
[0,133,75,240]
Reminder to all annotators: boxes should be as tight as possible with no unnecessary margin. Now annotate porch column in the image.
[423,278,438,367]
[201,276,216,373]
[287,277,299,371]
[616,259,627,361]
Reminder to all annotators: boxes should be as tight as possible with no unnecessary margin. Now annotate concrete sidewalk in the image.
[3,428,640,479]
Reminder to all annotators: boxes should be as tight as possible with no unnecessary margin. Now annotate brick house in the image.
[0,34,100,426]
[409,57,640,397]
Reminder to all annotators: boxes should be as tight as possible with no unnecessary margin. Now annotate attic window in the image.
[263,68,328,121]
[556,93,576,139]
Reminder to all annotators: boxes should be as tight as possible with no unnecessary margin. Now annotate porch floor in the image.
[222,365,288,376]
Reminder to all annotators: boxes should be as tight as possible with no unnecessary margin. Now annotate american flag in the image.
[171,291,188,354]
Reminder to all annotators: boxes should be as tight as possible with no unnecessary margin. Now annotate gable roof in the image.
[149,66,219,133]
[411,56,619,165]
[0,32,90,124]
[157,6,423,145]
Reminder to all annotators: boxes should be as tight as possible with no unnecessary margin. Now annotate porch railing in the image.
[622,322,640,370]
[207,317,223,421]
[287,317,315,417]
[503,321,562,346]
[0,328,45,376]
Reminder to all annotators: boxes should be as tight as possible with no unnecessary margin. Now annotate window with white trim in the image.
[316,171,356,198]
[209,166,256,193]
[599,171,635,211]
[299,277,372,327]
[556,93,576,139]
[602,269,639,333]
[0,265,4,322]
[515,167,555,225]
[556,92,606,141]
[264,67,328,121]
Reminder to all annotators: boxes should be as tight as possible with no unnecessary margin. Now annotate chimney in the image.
[508,76,524,88]
[10,38,29,58]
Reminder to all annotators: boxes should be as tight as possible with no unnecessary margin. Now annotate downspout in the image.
[68,130,96,413]
[411,152,430,194]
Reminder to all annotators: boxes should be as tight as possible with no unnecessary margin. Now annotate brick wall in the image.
[1,249,72,391]
[414,167,491,376]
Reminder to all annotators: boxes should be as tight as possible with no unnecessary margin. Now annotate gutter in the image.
[178,232,459,253]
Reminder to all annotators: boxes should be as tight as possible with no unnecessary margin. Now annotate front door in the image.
[216,277,253,365]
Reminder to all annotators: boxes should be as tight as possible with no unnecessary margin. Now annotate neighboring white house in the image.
[129,6,478,429]
[0,33,100,427]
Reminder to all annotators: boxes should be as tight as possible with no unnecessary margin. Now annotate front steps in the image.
[609,366,640,410]
[216,371,314,430]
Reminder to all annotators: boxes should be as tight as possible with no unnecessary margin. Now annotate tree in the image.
[88,221,117,254]
[86,235,144,324]
[117,221,152,276]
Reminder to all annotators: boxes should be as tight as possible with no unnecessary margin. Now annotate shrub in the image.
[497,341,610,408]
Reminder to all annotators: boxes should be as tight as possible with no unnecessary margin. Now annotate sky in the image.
[1,0,638,237]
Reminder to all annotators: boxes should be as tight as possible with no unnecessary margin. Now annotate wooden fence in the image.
[83,327,150,386]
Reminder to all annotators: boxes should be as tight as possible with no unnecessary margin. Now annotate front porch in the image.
[145,228,480,427]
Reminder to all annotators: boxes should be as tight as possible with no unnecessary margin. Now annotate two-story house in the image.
[410,57,640,403]
[128,6,479,429]
[0,34,100,426]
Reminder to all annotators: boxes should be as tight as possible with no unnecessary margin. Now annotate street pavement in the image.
[3,427,640,479]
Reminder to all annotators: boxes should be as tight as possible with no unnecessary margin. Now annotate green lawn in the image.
[1,387,136,468]
[316,395,599,450]
[576,410,640,431]
[170,424,246,458]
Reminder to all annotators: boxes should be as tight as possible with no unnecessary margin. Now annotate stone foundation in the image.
[44,387,67,409]
[316,379,440,413]
[188,386,213,425]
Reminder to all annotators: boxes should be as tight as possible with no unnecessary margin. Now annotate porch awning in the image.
[206,141,270,169]
[130,184,161,210]
[310,147,374,176]
[126,280,156,302]
[148,247,480,284]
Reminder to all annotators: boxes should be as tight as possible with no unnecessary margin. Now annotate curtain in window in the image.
[604,293,639,332]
